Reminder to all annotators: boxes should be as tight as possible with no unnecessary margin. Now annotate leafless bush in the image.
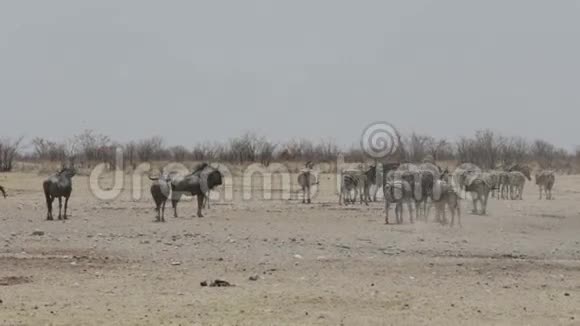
[136,136,165,162]
[531,139,557,168]
[256,138,277,167]
[228,132,259,163]
[192,142,218,161]
[124,141,137,169]
[401,133,431,162]
[455,130,504,169]
[499,136,529,167]
[0,137,24,172]
[71,130,116,168]
[30,137,67,162]
[169,145,190,162]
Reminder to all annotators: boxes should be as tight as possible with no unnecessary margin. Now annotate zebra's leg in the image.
[449,201,454,227]
[396,202,402,224]
[456,202,462,227]
[307,185,311,204]
[408,201,414,224]
[415,200,421,221]
[539,186,542,200]
[385,200,390,224]
[471,194,478,214]
[482,190,489,215]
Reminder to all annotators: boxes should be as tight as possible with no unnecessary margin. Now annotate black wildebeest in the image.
[150,163,223,219]
[43,167,76,220]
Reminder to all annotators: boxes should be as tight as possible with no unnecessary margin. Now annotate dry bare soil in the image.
[1,172,580,325]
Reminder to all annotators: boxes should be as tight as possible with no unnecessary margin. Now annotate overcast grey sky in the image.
[1,1,579,149]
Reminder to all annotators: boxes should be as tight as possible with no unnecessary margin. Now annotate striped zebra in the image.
[432,179,461,227]
[535,170,555,200]
[497,171,511,200]
[508,171,527,200]
[297,169,318,204]
[384,179,414,224]
[464,173,492,215]
[339,168,369,206]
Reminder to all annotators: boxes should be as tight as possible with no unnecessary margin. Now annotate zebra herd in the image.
[299,158,557,227]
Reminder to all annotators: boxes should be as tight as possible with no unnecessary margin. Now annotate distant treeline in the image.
[1,129,578,173]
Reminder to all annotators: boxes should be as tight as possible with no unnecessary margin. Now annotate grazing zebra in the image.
[453,163,482,195]
[536,170,555,200]
[43,167,76,221]
[384,179,414,224]
[0,185,6,198]
[297,169,318,204]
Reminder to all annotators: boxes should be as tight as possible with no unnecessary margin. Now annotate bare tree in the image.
[169,145,190,162]
[531,139,556,168]
[0,137,24,171]
[31,137,67,162]
[136,136,165,162]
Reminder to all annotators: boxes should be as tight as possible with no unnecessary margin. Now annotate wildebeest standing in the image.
[170,164,223,218]
[43,167,76,220]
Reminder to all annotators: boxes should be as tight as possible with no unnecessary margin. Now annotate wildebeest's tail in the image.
[0,185,6,198]
[42,180,51,206]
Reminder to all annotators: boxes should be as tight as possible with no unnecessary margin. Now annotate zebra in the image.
[432,179,461,227]
[149,173,174,222]
[461,173,492,215]
[384,179,414,224]
[497,171,511,200]
[536,170,555,200]
[297,168,318,204]
[339,168,368,206]
[508,171,527,200]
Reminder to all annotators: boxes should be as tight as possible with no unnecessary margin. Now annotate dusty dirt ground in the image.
[1,171,580,325]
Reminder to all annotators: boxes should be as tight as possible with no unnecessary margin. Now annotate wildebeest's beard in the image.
[206,170,223,189]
